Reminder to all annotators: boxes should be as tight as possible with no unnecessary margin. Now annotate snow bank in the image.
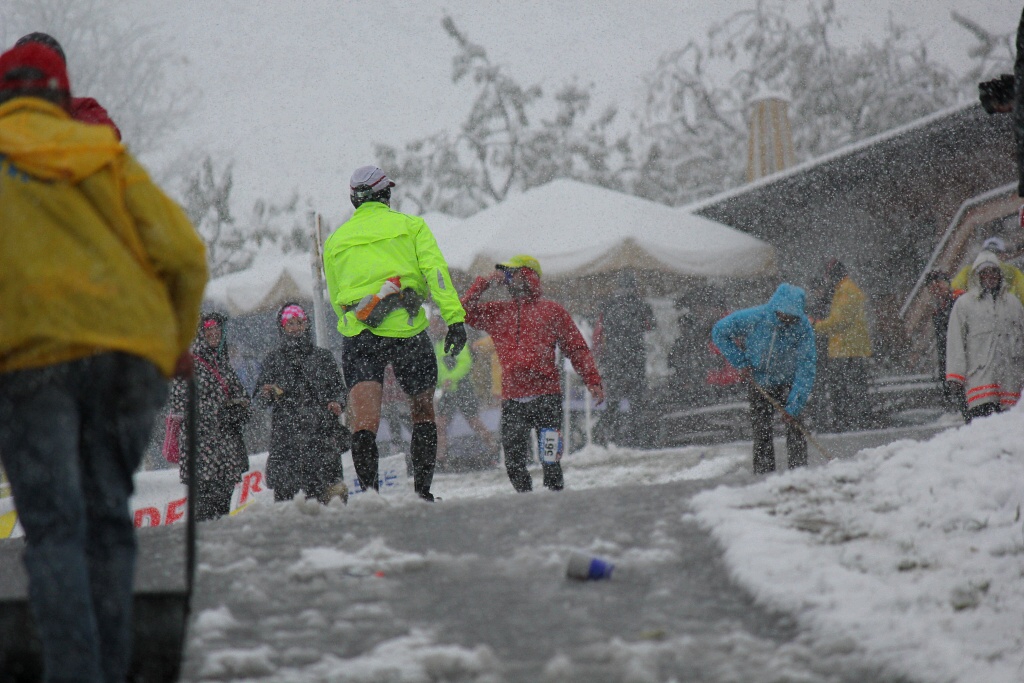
[692,405,1024,683]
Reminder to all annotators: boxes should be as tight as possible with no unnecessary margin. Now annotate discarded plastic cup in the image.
[566,551,614,581]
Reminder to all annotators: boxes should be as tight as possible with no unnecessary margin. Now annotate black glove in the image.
[978,74,1014,114]
[443,322,467,356]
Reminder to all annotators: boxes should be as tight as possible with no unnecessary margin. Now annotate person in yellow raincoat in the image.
[0,43,207,683]
[813,259,873,431]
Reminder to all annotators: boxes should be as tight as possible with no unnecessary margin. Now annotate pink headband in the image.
[203,319,220,329]
[280,305,307,325]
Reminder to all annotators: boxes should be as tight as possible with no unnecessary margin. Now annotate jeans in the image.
[0,353,166,683]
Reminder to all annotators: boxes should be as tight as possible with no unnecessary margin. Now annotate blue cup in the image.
[566,551,614,580]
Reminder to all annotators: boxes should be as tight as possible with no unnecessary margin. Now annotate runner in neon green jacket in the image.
[323,166,466,502]
[323,202,465,337]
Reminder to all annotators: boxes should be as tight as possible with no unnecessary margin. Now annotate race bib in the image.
[538,428,562,464]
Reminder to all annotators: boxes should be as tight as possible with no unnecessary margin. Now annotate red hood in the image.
[512,268,543,302]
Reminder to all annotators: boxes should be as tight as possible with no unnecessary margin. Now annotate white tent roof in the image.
[203,252,316,315]
[459,179,776,278]
[419,212,478,271]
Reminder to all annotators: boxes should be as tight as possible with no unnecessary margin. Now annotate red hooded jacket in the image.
[71,97,121,140]
[461,271,602,399]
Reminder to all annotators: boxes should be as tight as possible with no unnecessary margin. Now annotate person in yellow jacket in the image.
[950,236,1024,306]
[323,165,466,501]
[813,259,873,431]
[0,43,207,683]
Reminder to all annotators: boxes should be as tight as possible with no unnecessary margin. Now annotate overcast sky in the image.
[129,0,1015,216]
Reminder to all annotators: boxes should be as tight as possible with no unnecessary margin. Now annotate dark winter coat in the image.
[170,331,250,486]
[595,287,656,398]
[461,272,602,399]
[254,327,346,496]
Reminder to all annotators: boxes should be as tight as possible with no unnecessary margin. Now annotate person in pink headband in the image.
[255,301,348,504]
[280,304,307,325]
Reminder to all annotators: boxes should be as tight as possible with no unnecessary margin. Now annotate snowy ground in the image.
[692,406,1024,683]
[161,407,1024,682]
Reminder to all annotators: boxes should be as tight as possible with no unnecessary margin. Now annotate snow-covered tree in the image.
[0,0,195,158]
[376,16,632,217]
[182,157,249,278]
[951,12,1015,86]
[635,0,961,206]
[182,156,320,278]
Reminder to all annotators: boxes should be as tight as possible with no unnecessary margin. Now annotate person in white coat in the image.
[945,250,1024,422]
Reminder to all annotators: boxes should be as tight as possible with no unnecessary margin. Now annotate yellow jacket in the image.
[0,98,208,377]
[814,277,872,358]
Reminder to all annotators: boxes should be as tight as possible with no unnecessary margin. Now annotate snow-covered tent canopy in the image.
[457,179,777,280]
[419,212,477,272]
[203,252,316,316]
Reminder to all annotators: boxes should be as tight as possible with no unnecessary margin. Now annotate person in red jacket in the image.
[461,255,604,492]
[14,32,122,139]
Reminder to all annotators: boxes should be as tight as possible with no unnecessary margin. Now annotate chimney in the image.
[746,94,796,182]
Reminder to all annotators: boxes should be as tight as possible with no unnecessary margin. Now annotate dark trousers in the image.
[828,357,870,431]
[500,395,564,492]
[0,354,166,683]
[966,402,1002,423]
[749,383,807,474]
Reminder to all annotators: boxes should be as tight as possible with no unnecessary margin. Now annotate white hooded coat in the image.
[945,251,1024,410]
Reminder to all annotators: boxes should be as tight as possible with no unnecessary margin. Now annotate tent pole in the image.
[309,212,331,349]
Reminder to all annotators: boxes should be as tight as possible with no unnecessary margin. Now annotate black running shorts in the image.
[342,331,437,397]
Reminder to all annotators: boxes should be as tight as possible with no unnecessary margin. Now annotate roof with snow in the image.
[690,103,1016,292]
[450,179,777,279]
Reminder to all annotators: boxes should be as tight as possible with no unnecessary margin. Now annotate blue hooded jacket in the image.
[711,284,817,415]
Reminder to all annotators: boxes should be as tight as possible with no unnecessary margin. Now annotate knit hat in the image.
[0,42,69,97]
[14,33,66,63]
[350,165,394,200]
[496,254,542,277]
[280,304,308,325]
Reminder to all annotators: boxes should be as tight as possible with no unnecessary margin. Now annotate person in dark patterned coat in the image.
[254,302,348,504]
[169,312,250,521]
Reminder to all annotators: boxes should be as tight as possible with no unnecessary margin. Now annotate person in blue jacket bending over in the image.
[712,283,817,474]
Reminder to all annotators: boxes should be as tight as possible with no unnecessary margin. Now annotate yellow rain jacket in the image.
[814,277,872,358]
[0,98,208,377]
[323,202,465,337]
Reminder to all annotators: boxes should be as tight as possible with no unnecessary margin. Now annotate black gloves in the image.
[444,322,467,356]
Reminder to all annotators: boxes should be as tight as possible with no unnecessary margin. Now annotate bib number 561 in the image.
[538,428,563,464]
